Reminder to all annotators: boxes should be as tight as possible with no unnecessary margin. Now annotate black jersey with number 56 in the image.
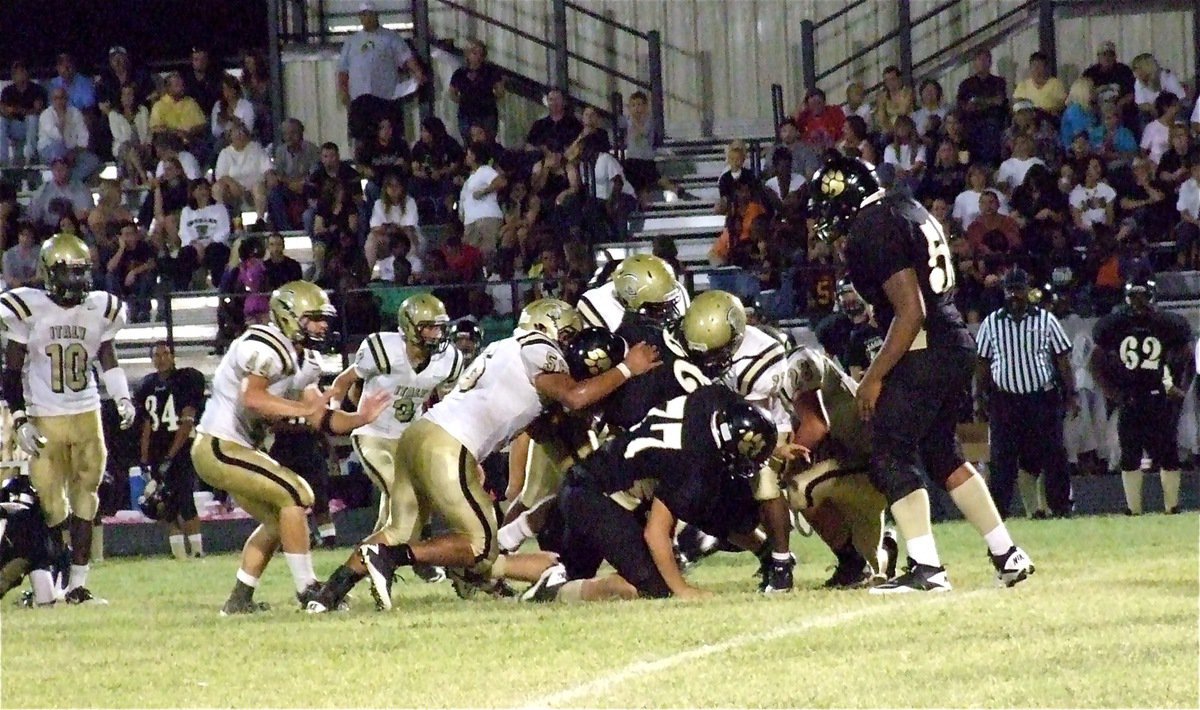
[1092,306,1192,398]
[134,367,207,457]
[844,194,974,351]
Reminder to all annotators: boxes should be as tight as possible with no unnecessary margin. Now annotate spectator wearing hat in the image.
[1012,51,1067,118]
[1082,41,1137,128]
[794,88,845,150]
[448,39,505,143]
[956,49,1009,167]
[96,46,156,115]
[974,267,1076,518]
[337,1,427,146]
[1004,99,1058,166]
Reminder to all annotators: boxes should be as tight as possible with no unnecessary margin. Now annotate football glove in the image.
[116,398,136,430]
[14,418,47,458]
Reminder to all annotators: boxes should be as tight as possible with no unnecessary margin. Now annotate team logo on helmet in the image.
[819,169,846,197]
[581,346,614,377]
[737,431,767,460]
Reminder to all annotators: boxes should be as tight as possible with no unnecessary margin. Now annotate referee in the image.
[974,268,1078,518]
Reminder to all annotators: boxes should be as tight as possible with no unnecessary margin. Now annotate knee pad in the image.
[868,452,926,505]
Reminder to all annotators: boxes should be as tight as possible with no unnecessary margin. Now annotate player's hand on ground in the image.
[356,390,393,424]
[623,342,662,375]
[14,419,46,458]
[116,398,137,429]
[856,375,882,422]
[674,586,712,601]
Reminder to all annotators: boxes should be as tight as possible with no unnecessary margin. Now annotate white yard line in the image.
[517,591,982,709]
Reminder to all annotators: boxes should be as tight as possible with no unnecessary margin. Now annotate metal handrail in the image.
[813,0,869,30]
[911,0,961,26]
[428,0,558,50]
[911,0,1038,74]
[566,50,649,89]
[563,0,650,40]
[815,28,902,84]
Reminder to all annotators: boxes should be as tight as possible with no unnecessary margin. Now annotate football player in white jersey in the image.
[329,293,464,536]
[1,233,137,605]
[576,253,691,332]
[679,289,803,593]
[307,298,661,613]
[190,281,391,615]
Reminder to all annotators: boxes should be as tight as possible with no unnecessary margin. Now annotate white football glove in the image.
[15,419,47,458]
[116,398,136,430]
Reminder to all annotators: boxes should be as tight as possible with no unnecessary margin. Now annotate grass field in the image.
[2,514,1196,708]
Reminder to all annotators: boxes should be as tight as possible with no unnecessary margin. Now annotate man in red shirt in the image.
[441,223,484,282]
[794,88,845,150]
[965,190,1022,256]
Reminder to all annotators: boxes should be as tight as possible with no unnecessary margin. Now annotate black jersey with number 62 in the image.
[134,367,207,457]
[1092,306,1193,398]
[844,195,974,351]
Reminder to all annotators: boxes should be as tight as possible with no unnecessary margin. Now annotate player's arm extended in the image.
[164,406,197,460]
[644,498,707,599]
[305,385,391,435]
[533,341,660,411]
[328,365,361,408]
[861,268,926,385]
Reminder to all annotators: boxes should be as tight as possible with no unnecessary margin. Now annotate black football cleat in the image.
[412,562,447,584]
[520,564,567,603]
[64,587,108,605]
[762,554,795,594]
[219,596,271,616]
[360,544,398,611]
[990,546,1035,588]
[823,559,870,589]
[869,558,952,595]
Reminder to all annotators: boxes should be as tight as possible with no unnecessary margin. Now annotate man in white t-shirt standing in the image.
[337,1,426,149]
[460,141,505,271]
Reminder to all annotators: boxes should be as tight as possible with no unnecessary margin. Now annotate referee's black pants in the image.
[987,389,1072,518]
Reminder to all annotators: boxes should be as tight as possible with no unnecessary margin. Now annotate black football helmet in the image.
[138,479,173,521]
[713,400,777,479]
[453,319,483,345]
[0,474,39,517]
[1125,276,1156,313]
[565,327,627,380]
[808,153,880,241]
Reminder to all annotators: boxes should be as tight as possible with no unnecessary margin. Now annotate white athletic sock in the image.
[983,525,1015,556]
[497,514,534,552]
[1161,470,1182,512]
[235,568,259,588]
[905,534,941,568]
[317,524,336,539]
[30,570,56,605]
[1121,470,1144,514]
[169,535,187,560]
[771,552,793,562]
[67,564,89,592]
[284,552,317,593]
[187,534,204,556]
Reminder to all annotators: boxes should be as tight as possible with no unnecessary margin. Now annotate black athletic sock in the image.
[230,579,255,603]
[384,543,415,567]
[321,565,365,606]
[835,541,866,570]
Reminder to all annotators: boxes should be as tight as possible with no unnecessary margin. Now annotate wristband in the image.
[615,363,632,380]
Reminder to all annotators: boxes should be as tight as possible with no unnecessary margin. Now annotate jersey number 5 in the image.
[624,396,686,457]
[1119,335,1162,370]
[45,343,89,394]
[919,219,955,294]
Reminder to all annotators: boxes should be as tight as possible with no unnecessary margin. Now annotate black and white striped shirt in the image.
[975,306,1072,394]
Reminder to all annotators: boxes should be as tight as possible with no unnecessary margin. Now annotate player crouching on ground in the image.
[190,281,392,615]
[0,473,58,606]
[2,233,137,605]
[307,299,661,613]
[522,385,777,602]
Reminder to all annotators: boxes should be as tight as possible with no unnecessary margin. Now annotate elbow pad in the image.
[2,368,26,417]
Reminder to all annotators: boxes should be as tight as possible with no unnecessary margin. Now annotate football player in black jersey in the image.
[135,342,207,559]
[0,474,57,606]
[810,153,1033,593]
[522,384,777,602]
[1089,278,1193,515]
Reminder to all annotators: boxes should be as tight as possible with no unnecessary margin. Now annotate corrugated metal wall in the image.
[284,0,1196,146]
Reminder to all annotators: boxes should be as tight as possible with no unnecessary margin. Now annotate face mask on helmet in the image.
[298,313,334,347]
[46,262,92,306]
[1126,283,1155,312]
[637,295,682,328]
[410,320,449,354]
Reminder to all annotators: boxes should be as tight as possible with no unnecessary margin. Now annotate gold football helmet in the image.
[398,293,450,355]
[270,281,337,346]
[680,289,746,377]
[39,233,92,306]
[612,254,681,326]
[518,298,583,345]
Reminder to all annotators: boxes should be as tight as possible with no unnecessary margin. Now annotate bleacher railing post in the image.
[1192,0,1200,97]
[770,83,785,131]
[610,91,625,156]
[412,0,434,121]
[160,284,175,354]
[800,20,817,93]
[552,0,570,92]
[266,0,286,133]
[647,30,665,147]
[1038,0,1057,73]
[898,0,913,85]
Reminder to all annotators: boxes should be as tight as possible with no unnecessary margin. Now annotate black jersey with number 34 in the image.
[134,368,207,456]
[1092,306,1193,398]
[844,195,974,351]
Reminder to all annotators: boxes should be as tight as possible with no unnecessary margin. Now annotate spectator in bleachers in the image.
[49,53,96,113]
[531,139,579,229]
[585,143,637,241]
[1004,99,1058,166]
[211,74,256,152]
[183,47,223,118]
[716,139,750,215]
[763,146,805,213]
[0,61,45,167]
[460,141,506,271]
[1012,51,1067,119]
[366,173,419,271]
[266,118,320,231]
[911,79,948,139]
[794,88,844,150]
[0,182,20,252]
[568,106,612,157]
[3,221,40,289]
[337,1,425,147]
[372,232,420,284]
[439,220,485,285]
[525,88,582,152]
[1065,129,1095,168]
[106,221,157,322]
[837,114,877,164]
[263,232,302,290]
[918,139,968,205]
[1060,77,1098,150]
[153,134,202,181]
[997,134,1047,197]
[318,224,370,289]
[498,179,538,253]
[232,235,269,325]
[1158,125,1193,190]
[1140,92,1181,166]
[27,157,91,233]
[38,87,100,183]
[149,73,208,160]
[1192,98,1200,135]
[409,116,464,224]
[306,141,363,236]
[240,50,272,146]
[109,84,152,183]
[882,114,926,191]
[774,118,822,181]
[956,49,1009,167]
[1173,157,1200,269]
[310,180,359,282]
[709,177,766,267]
[1011,163,1068,250]
[448,39,504,142]
[96,46,155,116]
[356,116,410,208]
[1083,41,1137,128]
[939,110,972,165]
[1131,53,1188,124]
[214,119,271,224]
[86,180,134,244]
[620,91,675,203]
[1120,157,1171,242]
[175,178,231,289]
[966,190,1022,256]
[953,163,1002,231]
[1070,156,1118,236]
[652,234,684,277]
[874,65,914,138]
[141,156,189,240]
[841,81,873,129]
